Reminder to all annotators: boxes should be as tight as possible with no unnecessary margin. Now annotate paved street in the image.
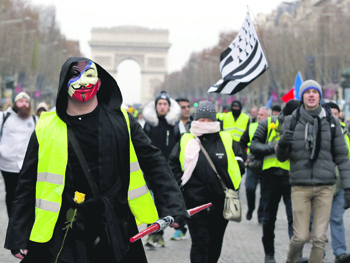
[1,174,349,263]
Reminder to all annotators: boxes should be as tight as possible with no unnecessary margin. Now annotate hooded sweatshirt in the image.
[5,57,188,263]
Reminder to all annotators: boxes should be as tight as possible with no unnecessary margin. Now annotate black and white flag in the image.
[208,13,268,95]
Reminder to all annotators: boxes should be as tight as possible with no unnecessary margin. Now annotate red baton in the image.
[130,202,212,243]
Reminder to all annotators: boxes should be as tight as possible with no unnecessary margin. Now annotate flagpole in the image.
[247,6,279,103]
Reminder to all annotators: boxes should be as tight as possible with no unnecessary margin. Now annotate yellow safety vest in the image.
[179,132,241,190]
[222,112,249,142]
[340,122,350,159]
[262,117,290,171]
[247,122,259,154]
[30,109,158,243]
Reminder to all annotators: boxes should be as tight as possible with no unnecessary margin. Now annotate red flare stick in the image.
[130,203,212,243]
[187,202,212,216]
[130,224,160,243]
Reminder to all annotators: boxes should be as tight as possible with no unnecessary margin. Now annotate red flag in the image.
[281,88,295,103]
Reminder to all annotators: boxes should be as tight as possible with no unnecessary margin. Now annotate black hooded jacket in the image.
[4,57,187,263]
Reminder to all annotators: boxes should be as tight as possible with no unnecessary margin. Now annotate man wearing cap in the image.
[277,80,350,263]
[218,100,249,142]
[142,90,182,247]
[271,105,281,116]
[35,102,49,118]
[324,102,350,263]
[250,101,300,263]
[0,92,37,216]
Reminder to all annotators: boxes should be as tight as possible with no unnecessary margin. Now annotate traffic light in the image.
[194,102,198,107]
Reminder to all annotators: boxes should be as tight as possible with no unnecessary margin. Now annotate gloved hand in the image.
[344,188,350,210]
[278,130,294,149]
[173,215,186,228]
[11,249,28,259]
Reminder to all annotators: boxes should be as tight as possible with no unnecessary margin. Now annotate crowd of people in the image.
[0,57,349,263]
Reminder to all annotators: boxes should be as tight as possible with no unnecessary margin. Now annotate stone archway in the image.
[89,26,170,104]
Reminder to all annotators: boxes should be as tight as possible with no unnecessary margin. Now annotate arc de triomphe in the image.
[89,26,171,105]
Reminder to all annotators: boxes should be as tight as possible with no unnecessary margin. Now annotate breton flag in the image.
[208,13,268,95]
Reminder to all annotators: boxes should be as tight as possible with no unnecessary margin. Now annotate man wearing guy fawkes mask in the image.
[4,57,188,263]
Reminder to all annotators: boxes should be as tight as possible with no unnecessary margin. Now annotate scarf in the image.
[180,121,220,186]
[300,105,325,164]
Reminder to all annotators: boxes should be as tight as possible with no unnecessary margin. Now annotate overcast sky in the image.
[30,0,284,105]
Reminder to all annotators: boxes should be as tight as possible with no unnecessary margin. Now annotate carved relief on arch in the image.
[115,54,145,68]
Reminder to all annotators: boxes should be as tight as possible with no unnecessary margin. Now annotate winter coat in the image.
[143,99,181,161]
[0,108,37,173]
[169,132,245,209]
[276,105,350,188]
[250,116,289,177]
[174,116,193,136]
[4,57,188,263]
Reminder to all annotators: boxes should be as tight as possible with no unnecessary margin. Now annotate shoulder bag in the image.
[199,142,241,222]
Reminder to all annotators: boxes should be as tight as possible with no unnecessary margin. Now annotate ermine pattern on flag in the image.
[208,13,269,95]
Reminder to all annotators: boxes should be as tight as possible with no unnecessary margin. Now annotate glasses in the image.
[181,105,190,109]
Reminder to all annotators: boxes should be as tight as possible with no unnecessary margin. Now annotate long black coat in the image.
[169,132,245,210]
[4,57,187,263]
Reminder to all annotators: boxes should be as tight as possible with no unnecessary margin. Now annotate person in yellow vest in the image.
[324,102,350,263]
[250,100,301,263]
[4,57,188,263]
[169,101,245,263]
[218,100,249,142]
[240,106,270,223]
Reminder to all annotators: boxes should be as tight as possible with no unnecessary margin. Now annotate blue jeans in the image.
[245,168,264,221]
[330,189,347,257]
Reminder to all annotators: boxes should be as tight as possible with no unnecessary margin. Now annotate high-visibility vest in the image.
[222,112,249,142]
[340,122,350,159]
[179,132,241,190]
[30,109,158,243]
[247,122,259,154]
[262,117,290,171]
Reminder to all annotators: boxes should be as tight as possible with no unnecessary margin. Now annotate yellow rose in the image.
[270,123,277,130]
[73,191,85,204]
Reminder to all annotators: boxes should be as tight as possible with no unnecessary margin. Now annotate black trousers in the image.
[186,204,228,263]
[1,171,20,216]
[261,174,293,256]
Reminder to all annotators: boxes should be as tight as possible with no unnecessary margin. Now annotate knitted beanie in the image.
[271,105,281,112]
[155,91,171,106]
[326,102,340,113]
[194,101,217,122]
[282,100,301,116]
[299,80,322,101]
[14,92,30,103]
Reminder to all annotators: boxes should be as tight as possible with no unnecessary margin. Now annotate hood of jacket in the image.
[55,57,123,123]
[142,98,181,127]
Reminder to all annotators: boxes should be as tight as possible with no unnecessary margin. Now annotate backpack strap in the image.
[0,112,11,141]
[327,115,336,157]
[32,115,37,126]
[289,107,300,132]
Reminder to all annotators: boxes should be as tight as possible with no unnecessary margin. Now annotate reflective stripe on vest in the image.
[30,109,158,243]
[340,122,350,159]
[179,132,241,190]
[121,108,158,226]
[247,122,259,154]
[222,112,249,142]
[262,117,290,171]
